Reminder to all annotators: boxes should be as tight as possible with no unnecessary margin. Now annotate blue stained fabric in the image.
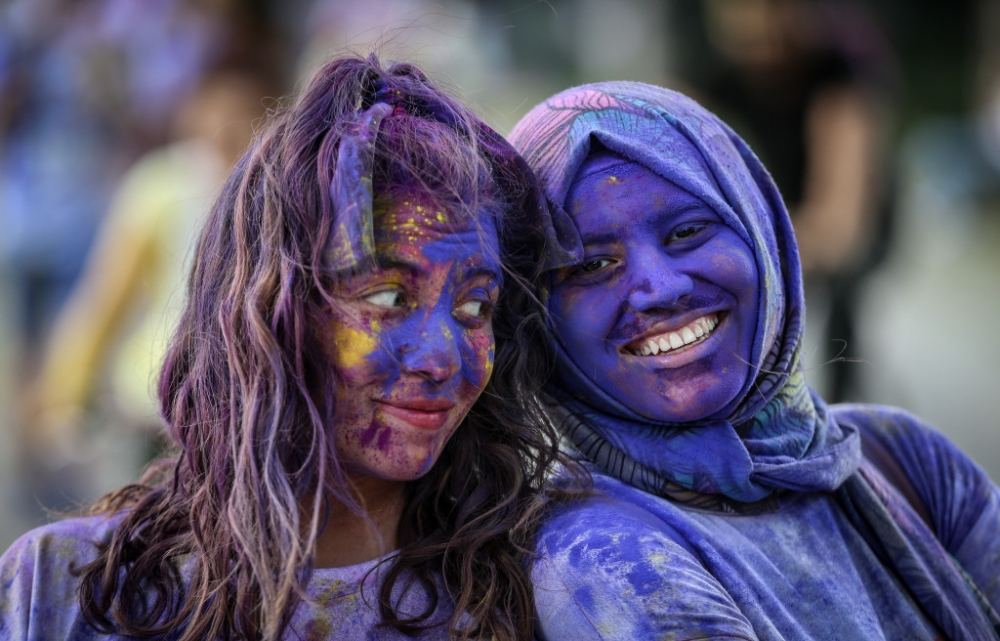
[533,407,1000,641]
[0,515,454,640]
[509,82,1000,640]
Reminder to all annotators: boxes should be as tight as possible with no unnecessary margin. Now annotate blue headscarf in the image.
[510,81,1000,641]
[508,81,859,507]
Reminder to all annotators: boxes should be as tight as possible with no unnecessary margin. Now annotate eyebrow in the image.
[580,230,621,247]
[580,202,710,247]
[377,258,503,284]
[466,265,503,286]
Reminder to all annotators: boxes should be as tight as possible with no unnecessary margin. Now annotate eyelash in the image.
[668,223,708,243]
[576,258,616,275]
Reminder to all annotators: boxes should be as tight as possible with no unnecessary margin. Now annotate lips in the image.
[376,398,455,430]
[623,313,721,356]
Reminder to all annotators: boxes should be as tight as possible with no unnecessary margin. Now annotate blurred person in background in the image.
[27,66,275,504]
[674,0,898,401]
[0,0,141,387]
[854,0,1000,482]
[0,53,566,641]
[0,0,287,529]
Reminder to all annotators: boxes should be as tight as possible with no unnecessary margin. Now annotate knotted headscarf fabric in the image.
[324,76,569,273]
[509,82,861,507]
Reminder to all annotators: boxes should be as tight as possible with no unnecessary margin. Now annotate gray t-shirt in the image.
[0,514,453,640]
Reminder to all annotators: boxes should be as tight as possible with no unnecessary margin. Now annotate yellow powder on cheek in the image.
[332,325,378,369]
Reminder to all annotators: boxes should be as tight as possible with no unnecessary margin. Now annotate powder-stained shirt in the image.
[533,405,1000,641]
[0,515,453,640]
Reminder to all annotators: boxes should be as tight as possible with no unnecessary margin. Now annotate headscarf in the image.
[510,82,1000,641]
[508,81,859,508]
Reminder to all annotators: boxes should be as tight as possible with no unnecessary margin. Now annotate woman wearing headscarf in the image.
[507,82,1000,640]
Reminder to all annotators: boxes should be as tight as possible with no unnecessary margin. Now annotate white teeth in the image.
[629,314,720,356]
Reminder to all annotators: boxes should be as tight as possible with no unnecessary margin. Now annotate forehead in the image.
[372,191,500,269]
[566,161,704,237]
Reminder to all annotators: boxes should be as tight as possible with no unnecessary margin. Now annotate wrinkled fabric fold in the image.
[838,467,1000,641]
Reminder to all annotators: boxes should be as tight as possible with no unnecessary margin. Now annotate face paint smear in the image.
[548,158,759,422]
[320,191,501,481]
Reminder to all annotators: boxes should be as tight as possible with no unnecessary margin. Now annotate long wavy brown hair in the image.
[75,53,570,641]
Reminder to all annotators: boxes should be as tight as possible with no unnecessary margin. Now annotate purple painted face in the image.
[319,192,499,481]
[549,157,759,422]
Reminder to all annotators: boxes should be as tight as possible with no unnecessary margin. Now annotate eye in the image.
[668,223,708,243]
[363,289,406,308]
[457,300,487,318]
[578,258,616,274]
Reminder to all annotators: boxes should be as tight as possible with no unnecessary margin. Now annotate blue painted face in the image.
[319,192,500,481]
[548,157,760,422]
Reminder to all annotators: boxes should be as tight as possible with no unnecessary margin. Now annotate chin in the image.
[643,368,749,423]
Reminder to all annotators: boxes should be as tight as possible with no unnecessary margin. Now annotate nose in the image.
[625,251,695,313]
[398,312,461,384]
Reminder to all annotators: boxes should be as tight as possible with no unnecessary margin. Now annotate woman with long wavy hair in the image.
[0,54,567,641]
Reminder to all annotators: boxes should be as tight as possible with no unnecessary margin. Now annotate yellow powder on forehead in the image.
[333,325,377,369]
[606,176,619,184]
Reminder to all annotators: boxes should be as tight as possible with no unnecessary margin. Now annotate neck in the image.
[311,476,407,569]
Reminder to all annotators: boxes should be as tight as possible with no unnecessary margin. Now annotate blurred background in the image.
[2,0,998,550]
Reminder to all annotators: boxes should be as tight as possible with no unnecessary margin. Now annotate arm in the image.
[793,85,887,274]
[29,157,164,452]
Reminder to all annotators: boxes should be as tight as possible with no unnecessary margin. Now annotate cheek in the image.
[461,329,495,390]
[327,316,394,386]
[705,235,757,298]
[549,287,616,347]
[331,324,378,370]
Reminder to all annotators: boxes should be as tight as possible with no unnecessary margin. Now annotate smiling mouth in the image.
[624,313,720,356]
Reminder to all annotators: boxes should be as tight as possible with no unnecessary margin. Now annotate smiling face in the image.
[320,192,500,482]
[548,157,759,422]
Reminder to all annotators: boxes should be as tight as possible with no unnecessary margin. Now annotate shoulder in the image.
[832,403,999,546]
[2,514,120,577]
[831,403,985,483]
[0,515,123,640]
[534,474,753,640]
